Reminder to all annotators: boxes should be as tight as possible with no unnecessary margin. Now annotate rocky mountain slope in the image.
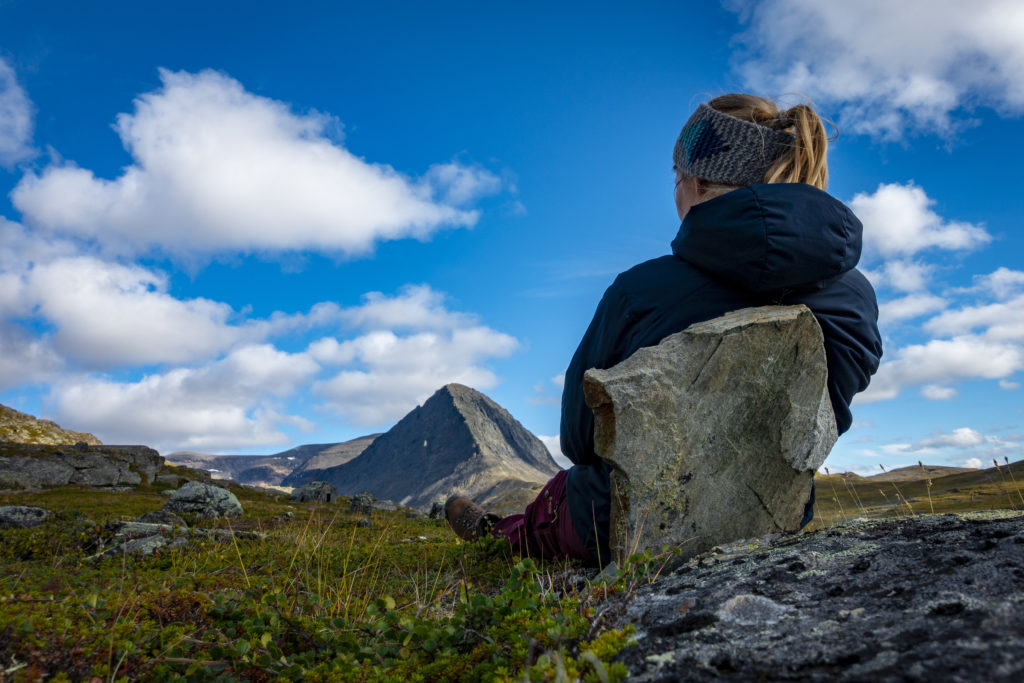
[165,435,381,487]
[0,403,102,446]
[280,435,380,486]
[317,384,561,511]
[601,511,1024,681]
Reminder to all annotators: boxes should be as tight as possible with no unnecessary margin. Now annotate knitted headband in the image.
[673,103,796,186]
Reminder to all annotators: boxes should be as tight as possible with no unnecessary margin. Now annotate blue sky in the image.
[1,1,1022,474]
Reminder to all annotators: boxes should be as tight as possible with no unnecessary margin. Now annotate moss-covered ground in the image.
[0,483,635,682]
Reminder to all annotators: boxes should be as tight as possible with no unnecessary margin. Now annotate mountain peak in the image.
[317,385,560,509]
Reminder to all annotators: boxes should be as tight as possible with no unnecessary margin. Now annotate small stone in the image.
[137,509,188,527]
[428,501,445,519]
[0,505,53,528]
[716,594,792,626]
[357,518,373,528]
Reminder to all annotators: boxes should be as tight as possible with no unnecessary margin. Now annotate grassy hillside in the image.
[808,459,1024,529]
[0,404,102,446]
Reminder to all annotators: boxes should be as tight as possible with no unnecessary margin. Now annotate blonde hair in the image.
[697,94,830,199]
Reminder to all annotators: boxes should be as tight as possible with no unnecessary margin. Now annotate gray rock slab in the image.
[0,505,53,528]
[0,443,163,489]
[138,509,188,527]
[583,306,837,561]
[602,513,1024,682]
[162,481,242,519]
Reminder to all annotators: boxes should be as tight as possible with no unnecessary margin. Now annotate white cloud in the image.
[551,373,565,388]
[0,58,34,167]
[729,0,1024,139]
[908,427,986,451]
[851,183,990,258]
[0,324,62,390]
[11,68,501,257]
[538,434,571,470]
[312,286,520,426]
[864,260,933,293]
[920,385,957,400]
[924,294,1024,341]
[962,457,983,469]
[879,293,946,324]
[965,268,1024,299]
[423,162,501,206]
[1000,380,1021,390]
[859,336,1023,402]
[53,344,319,452]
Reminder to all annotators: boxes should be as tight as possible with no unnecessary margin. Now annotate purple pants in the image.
[491,470,595,563]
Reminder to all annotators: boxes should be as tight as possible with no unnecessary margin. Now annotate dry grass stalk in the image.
[1003,457,1024,508]
[880,464,916,518]
[992,459,1018,511]
[918,461,935,515]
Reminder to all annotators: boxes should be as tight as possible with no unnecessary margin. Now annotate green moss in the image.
[0,488,633,681]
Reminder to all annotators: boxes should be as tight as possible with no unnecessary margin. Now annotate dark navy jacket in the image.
[562,183,883,559]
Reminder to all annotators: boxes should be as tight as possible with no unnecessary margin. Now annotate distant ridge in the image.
[318,384,561,511]
[280,435,380,487]
[0,404,102,446]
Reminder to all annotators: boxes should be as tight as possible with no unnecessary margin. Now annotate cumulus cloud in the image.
[920,385,957,400]
[1000,380,1021,390]
[11,68,502,257]
[879,294,946,324]
[312,286,520,426]
[961,267,1024,300]
[851,183,990,259]
[907,427,986,451]
[924,294,1024,341]
[729,0,1024,139]
[0,325,63,390]
[962,457,983,469]
[859,336,1023,402]
[53,344,319,452]
[0,58,34,167]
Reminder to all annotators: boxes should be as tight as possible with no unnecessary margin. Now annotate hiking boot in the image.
[445,496,500,541]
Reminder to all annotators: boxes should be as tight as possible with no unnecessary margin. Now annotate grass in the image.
[0,483,635,682]
[806,459,1024,530]
[3,459,1023,680]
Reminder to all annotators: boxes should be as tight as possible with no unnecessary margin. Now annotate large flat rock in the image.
[584,305,836,561]
[0,443,164,489]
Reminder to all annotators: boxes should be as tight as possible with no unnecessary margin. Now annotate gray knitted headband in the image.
[673,103,796,186]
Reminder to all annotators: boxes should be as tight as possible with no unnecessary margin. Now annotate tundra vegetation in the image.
[2,459,1023,682]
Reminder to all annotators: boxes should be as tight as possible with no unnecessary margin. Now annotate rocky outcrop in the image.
[0,442,164,489]
[162,481,242,518]
[584,306,836,561]
[0,505,53,528]
[320,384,561,510]
[289,481,337,503]
[0,404,102,446]
[600,512,1024,681]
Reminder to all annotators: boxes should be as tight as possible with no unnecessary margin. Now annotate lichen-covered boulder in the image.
[289,481,338,503]
[162,481,242,519]
[349,491,374,514]
[0,505,53,528]
[583,305,837,561]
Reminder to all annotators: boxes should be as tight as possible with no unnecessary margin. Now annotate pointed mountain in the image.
[319,384,561,510]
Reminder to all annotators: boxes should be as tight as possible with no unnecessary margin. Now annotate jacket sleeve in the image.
[795,269,883,435]
[559,277,639,466]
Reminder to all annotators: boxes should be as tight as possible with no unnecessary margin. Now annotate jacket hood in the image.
[670,183,863,294]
